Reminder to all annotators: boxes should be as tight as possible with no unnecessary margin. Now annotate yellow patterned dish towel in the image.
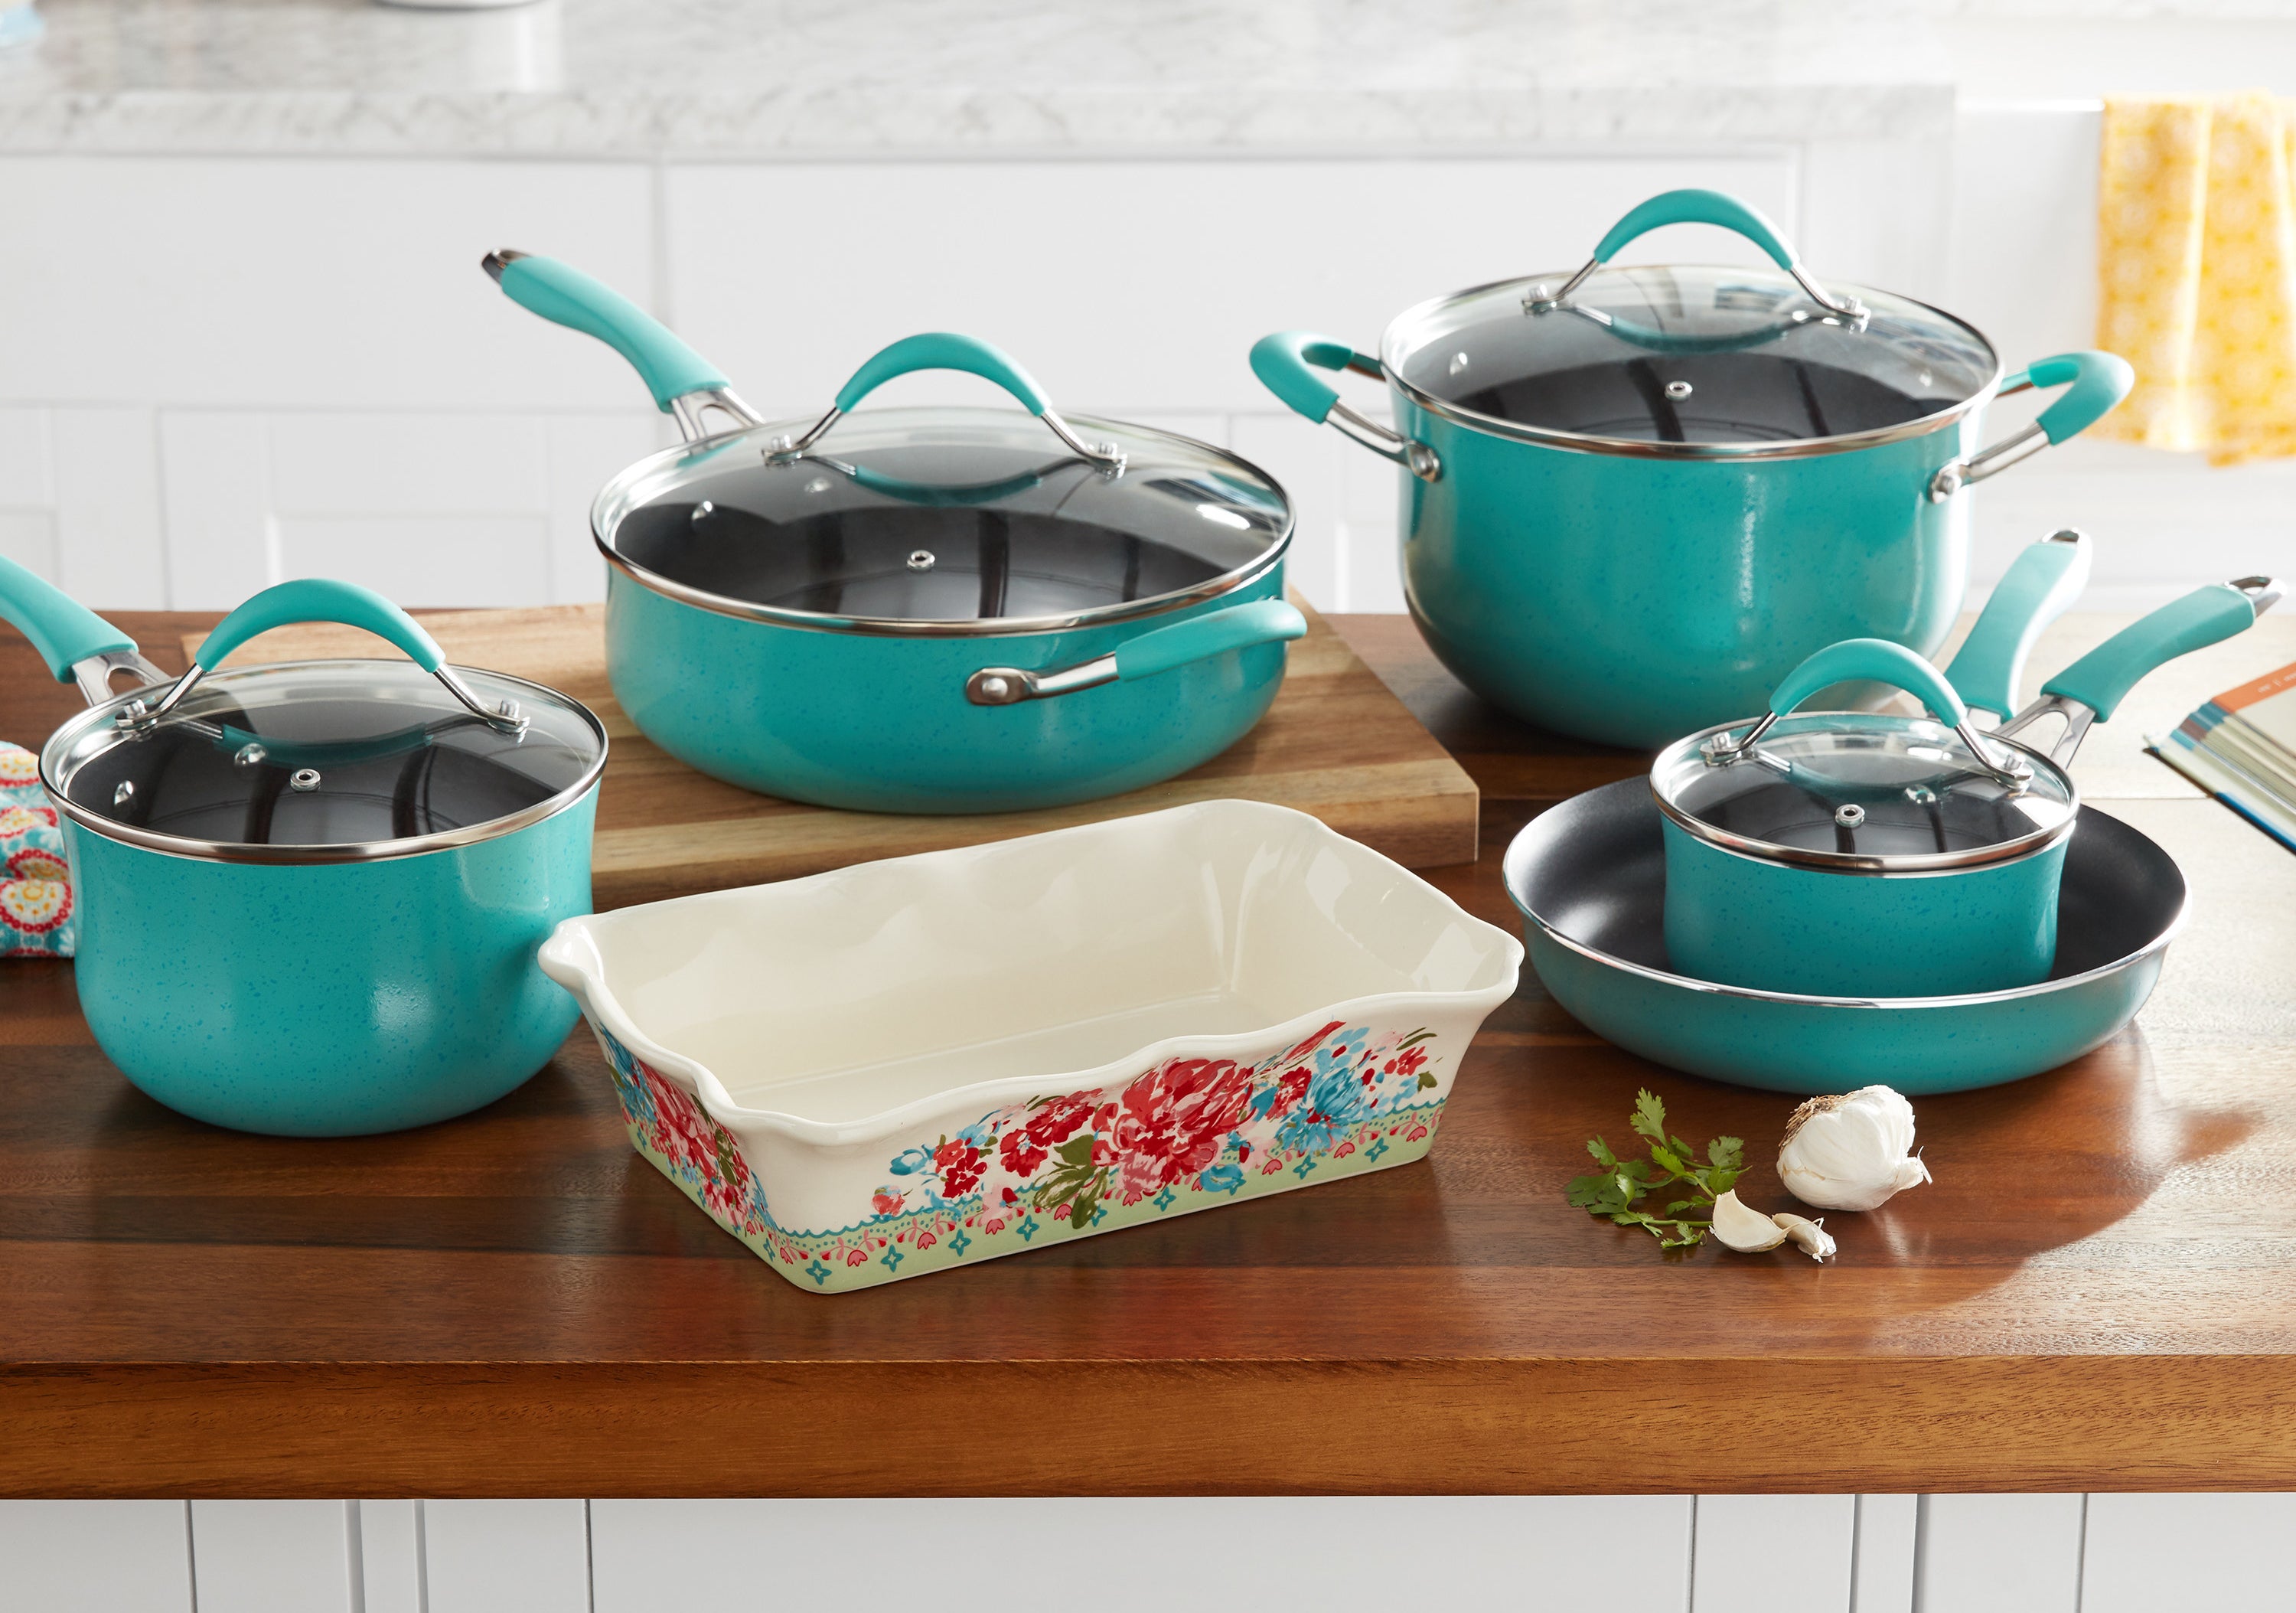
[2099,92,2296,464]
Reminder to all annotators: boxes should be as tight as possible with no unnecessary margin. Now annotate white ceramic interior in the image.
[541,799,1521,1140]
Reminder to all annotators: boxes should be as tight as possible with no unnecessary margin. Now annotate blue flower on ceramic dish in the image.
[600,1034,657,1126]
[1276,1058,1371,1157]
[1197,1161,1244,1194]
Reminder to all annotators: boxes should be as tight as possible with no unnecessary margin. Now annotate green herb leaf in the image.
[1586,1136,1618,1169]
[1649,1144,1686,1175]
[1565,1090,1745,1257]
[1630,1089,1668,1142]
[1708,1136,1746,1172]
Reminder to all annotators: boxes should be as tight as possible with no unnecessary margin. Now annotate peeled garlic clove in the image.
[1709,1189,1789,1252]
[1777,1085,1932,1211]
[1774,1212,1835,1262]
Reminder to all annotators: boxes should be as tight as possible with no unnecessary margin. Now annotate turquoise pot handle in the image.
[1945,530,2093,719]
[2042,579,2274,720]
[2021,351,2137,445]
[1590,188,1799,271]
[1246,332,1440,481]
[0,552,138,684]
[1115,599,1306,682]
[196,579,446,674]
[486,252,729,413]
[1767,637,1969,729]
[834,333,1052,416]
[1248,331,1378,425]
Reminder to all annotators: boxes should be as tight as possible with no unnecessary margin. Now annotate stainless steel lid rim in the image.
[595,515,1293,638]
[40,665,610,866]
[1380,268,2007,462]
[1650,713,2080,873]
[588,409,1296,638]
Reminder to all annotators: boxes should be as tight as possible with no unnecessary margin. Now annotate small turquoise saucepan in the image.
[0,560,606,1136]
[1251,187,2135,746]
[484,252,1305,814]
[1652,575,2280,998]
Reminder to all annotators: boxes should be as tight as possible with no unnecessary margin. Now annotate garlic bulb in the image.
[1709,1189,1788,1252]
[1777,1086,1931,1211]
[1773,1213,1835,1262]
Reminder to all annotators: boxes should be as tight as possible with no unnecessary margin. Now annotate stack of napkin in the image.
[1,743,73,956]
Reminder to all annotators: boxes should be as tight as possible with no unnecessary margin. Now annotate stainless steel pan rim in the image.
[1649,716,2079,873]
[1378,269,2008,462]
[39,662,611,867]
[589,420,1296,638]
[1500,821,2187,1010]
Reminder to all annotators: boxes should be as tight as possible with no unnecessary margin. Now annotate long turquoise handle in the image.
[490,253,729,413]
[195,580,446,674]
[1115,599,1306,683]
[834,333,1053,416]
[2042,581,2268,721]
[1946,531,2093,718]
[1590,189,1800,270]
[0,552,136,684]
[1249,331,1375,425]
[1769,637,1969,728]
[2018,351,2137,445]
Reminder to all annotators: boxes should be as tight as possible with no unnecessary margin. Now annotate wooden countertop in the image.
[5,610,2294,1499]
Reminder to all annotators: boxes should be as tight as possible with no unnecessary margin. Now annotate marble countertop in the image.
[0,0,1955,158]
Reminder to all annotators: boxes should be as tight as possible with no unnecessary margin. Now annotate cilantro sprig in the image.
[1565,1089,1745,1249]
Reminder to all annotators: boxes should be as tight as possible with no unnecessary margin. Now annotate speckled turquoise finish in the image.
[606,564,1290,812]
[1523,925,2160,1097]
[1395,397,1977,748]
[1660,816,2066,998]
[64,791,596,1137]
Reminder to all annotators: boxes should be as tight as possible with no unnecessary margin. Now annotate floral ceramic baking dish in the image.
[538,799,1523,1291]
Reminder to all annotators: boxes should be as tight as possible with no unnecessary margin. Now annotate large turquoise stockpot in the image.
[1652,578,2277,999]
[0,561,606,1136]
[1251,189,2135,746]
[487,253,1306,813]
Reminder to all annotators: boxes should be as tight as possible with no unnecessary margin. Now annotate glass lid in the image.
[1386,263,1998,452]
[595,407,1291,632]
[47,660,606,863]
[1653,712,2077,870]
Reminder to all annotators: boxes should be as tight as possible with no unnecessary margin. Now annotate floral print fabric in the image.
[0,743,72,958]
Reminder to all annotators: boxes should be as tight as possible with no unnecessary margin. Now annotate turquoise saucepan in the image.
[0,559,606,1136]
[1652,575,2278,999]
[484,253,1306,814]
[1250,187,2135,746]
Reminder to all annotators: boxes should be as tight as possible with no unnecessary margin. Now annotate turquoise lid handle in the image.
[1945,531,2092,719]
[1249,331,1376,425]
[1114,598,1306,683]
[1590,188,1799,271]
[2022,351,2138,445]
[487,253,729,413]
[194,580,445,674]
[2042,580,2272,721]
[0,552,137,684]
[1769,637,1970,729]
[833,333,1052,416]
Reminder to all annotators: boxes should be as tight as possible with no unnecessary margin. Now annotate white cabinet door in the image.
[188,1499,357,1613]
[2080,1494,2296,1613]
[1913,1493,2085,1613]
[422,1499,592,1613]
[591,1495,1693,1613]
[0,1499,192,1613]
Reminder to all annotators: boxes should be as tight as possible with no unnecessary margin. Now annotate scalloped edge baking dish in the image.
[540,799,1522,1291]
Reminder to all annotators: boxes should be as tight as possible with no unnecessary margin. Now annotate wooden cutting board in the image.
[185,599,1479,909]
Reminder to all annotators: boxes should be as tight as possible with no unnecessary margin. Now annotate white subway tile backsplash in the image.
[0,156,657,412]
[543,410,668,604]
[158,412,274,609]
[1230,410,1345,612]
[267,413,546,516]
[272,514,552,608]
[52,407,166,609]
[0,510,57,581]
[0,408,52,506]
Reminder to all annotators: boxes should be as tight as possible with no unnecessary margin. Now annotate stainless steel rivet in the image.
[977,675,1009,701]
[690,499,715,523]
[1449,351,1471,376]
[1664,380,1694,401]
[112,780,134,805]
[1905,785,1938,805]
[289,768,321,792]
[907,550,936,572]
[1835,804,1867,828]
[233,742,267,768]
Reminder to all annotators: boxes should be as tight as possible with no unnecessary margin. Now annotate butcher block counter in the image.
[3,609,2294,1500]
